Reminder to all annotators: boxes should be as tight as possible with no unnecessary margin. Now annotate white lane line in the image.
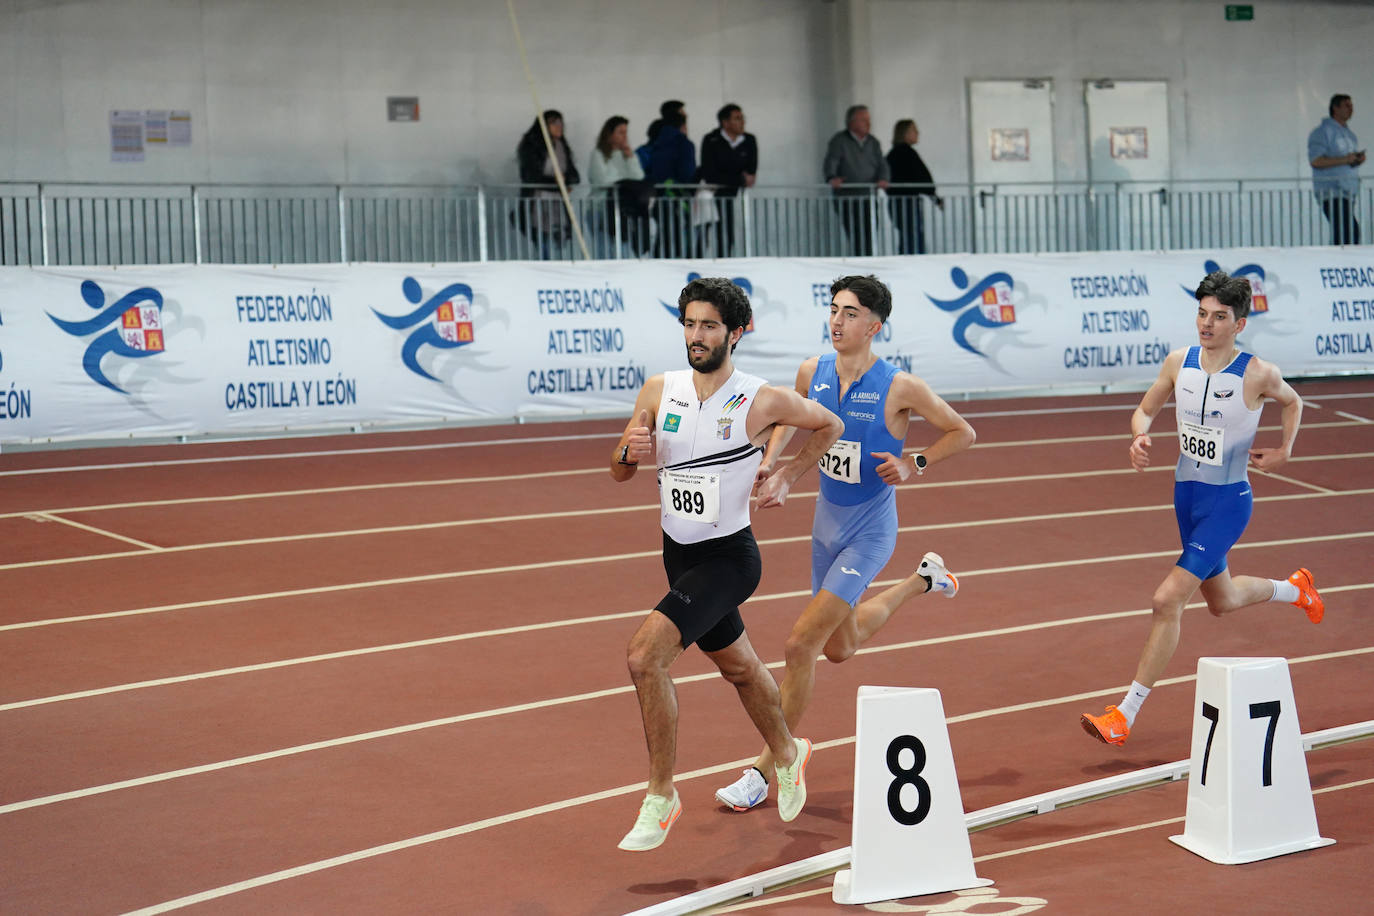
[0,403,1141,481]
[4,461,1371,575]
[111,648,1374,915]
[4,596,1370,817]
[3,490,1370,632]
[0,433,619,478]
[6,574,1371,714]
[32,513,163,551]
[5,390,1369,481]
[1253,471,1335,494]
[3,420,1366,522]
[0,467,608,520]
[973,419,1363,450]
[1336,410,1373,423]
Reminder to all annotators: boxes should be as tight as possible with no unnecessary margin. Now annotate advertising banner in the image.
[0,246,1369,445]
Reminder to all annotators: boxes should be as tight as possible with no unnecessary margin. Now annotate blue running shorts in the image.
[1173,479,1253,581]
[811,487,898,607]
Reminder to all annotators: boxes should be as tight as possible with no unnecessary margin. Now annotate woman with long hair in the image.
[515,110,580,257]
[885,119,940,255]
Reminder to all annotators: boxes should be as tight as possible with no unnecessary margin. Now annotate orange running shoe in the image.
[1288,568,1324,624]
[1080,706,1130,746]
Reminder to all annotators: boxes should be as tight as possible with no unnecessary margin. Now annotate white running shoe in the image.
[715,767,768,811]
[617,790,682,852]
[917,551,959,598]
[774,737,812,823]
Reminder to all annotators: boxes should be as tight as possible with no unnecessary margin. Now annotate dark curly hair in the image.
[1194,269,1252,319]
[830,274,892,323]
[677,277,752,351]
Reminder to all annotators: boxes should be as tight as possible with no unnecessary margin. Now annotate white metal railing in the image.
[0,179,1366,266]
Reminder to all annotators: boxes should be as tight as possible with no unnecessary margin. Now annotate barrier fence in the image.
[0,180,1367,267]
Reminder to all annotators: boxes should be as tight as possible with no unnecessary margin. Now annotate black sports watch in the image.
[618,444,638,466]
[913,453,927,475]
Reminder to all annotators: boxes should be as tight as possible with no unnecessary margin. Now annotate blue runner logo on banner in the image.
[48,280,167,394]
[372,277,476,381]
[660,272,756,333]
[1182,259,1272,315]
[926,266,1019,355]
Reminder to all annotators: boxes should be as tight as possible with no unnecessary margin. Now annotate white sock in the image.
[1118,681,1151,727]
[1270,578,1299,604]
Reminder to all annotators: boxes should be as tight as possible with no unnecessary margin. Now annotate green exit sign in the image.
[1226,4,1254,19]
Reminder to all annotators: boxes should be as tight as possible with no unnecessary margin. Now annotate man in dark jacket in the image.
[642,110,697,257]
[699,104,757,257]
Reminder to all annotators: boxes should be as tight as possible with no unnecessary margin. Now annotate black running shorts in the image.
[655,526,762,652]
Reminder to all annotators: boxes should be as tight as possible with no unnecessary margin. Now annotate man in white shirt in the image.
[610,277,843,851]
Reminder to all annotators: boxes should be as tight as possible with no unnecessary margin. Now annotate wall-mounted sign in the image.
[388,97,420,122]
[1110,127,1149,159]
[990,127,1030,162]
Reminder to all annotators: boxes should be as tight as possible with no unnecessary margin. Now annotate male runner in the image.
[716,274,976,811]
[1080,270,1324,747]
[612,276,844,851]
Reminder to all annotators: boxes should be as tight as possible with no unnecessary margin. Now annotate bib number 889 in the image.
[670,488,706,515]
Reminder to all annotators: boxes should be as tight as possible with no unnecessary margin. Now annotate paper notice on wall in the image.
[145,110,169,144]
[110,110,145,162]
[168,110,192,146]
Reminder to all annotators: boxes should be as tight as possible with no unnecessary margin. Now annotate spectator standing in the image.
[823,105,889,256]
[643,108,698,257]
[699,103,758,257]
[1308,93,1365,245]
[516,110,580,258]
[589,116,650,256]
[886,119,941,255]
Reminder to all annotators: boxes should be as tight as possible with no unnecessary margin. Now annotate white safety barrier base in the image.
[622,719,1372,916]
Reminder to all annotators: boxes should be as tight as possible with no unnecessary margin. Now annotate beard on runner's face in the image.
[686,338,730,373]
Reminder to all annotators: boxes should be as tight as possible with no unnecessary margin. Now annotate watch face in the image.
[914,454,927,469]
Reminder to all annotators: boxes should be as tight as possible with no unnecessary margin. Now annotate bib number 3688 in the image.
[1178,421,1223,466]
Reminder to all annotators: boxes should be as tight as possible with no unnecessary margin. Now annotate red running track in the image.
[1,379,1371,915]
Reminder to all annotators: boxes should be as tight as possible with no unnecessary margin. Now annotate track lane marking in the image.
[3,420,1368,520]
[6,579,1371,712]
[2,496,1370,630]
[108,657,1374,914]
[4,613,1370,815]
[3,465,1370,574]
[711,775,1374,911]
[31,512,163,551]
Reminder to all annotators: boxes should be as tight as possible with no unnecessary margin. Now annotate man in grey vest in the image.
[823,105,889,256]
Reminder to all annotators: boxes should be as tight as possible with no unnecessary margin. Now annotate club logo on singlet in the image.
[664,413,682,433]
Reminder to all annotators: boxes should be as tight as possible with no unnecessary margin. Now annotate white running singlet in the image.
[655,368,765,544]
[1173,346,1262,486]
